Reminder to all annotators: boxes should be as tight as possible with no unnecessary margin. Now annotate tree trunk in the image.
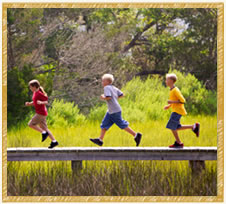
[7,25,15,69]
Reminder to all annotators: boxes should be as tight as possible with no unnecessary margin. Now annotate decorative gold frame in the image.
[2,3,224,202]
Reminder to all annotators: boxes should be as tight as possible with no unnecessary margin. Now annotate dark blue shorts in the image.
[100,111,129,130]
[166,112,182,130]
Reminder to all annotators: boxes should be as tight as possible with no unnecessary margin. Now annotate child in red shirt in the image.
[25,79,58,148]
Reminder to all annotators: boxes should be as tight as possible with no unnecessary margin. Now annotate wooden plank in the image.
[7,147,217,161]
[71,160,82,172]
[189,160,205,174]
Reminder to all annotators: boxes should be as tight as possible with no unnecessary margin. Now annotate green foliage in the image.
[35,63,55,96]
[172,9,217,85]
[8,8,44,55]
[88,71,216,123]
[47,99,86,128]
[88,76,169,122]
[7,68,216,129]
[88,104,106,122]
[121,76,168,122]
[7,65,35,127]
[44,28,73,60]
[7,63,56,128]
[171,69,217,115]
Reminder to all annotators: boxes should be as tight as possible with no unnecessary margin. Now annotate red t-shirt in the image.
[32,90,48,116]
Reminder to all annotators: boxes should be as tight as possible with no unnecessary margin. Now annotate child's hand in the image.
[25,102,30,106]
[100,94,105,100]
[37,100,43,105]
[164,105,171,110]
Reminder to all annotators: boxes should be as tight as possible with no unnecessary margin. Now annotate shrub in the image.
[10,70,217,128]
[88,76,170,122]
[7,65,34,127]
[47,99,86,128]
[171,69,217,115]
[88,71,217,123]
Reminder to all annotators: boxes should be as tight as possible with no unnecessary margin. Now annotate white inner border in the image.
[0,1,225,204]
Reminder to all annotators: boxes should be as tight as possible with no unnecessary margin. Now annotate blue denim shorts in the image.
[101,111,129,130]
[166,112,182,130]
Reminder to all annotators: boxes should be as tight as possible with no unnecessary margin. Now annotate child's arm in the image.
[118,94,124,99]
[168,88,186,104]
[168,100,183,104]
[25,101,34,106]
[102,86,112,101]
[37,100,48,105]
[164,104,171,110]
[117,88,124,99]
[36,91,48,105]
[174,88,186,104]
[100,94,111,101]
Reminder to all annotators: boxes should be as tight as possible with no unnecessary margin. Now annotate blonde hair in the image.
[29,79,47,96]
[102,74,114,84]
[166,73,177,83]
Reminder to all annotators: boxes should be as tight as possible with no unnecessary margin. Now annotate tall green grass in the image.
[8,160,216,196]
[8,115,216,148]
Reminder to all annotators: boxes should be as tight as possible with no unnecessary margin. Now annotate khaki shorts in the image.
[28,114,48,130]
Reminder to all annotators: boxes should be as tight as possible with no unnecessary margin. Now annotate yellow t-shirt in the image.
[169,87,187,116]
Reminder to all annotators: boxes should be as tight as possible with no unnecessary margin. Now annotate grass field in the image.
[7,115,217,196]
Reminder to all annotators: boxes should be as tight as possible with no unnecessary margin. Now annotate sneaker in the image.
[48,141,59,149]
[134,133,142,147]
[42,131,49,142]
[90,138,103,146]
[193,123,200,137]
[169,141,184,148]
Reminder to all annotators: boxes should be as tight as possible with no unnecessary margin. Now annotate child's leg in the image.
[178,123,200,137]
[39,117,56,141]
[177,125,193,130]
[98,112,113,141]
[124,126,142,146]
[171,130,182,144]
[28,123,44,133]
[46,129,55,141]
[40,124,56,141]
[28,114,45,133]
[124,127,136,137]
[113,112,136,137]
[99,128,107,140]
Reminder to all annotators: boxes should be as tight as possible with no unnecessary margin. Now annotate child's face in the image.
[102,79,111,87]
[165,78,174,87]
[29,85,36,92]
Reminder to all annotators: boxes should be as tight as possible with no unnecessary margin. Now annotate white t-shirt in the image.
[104,85,123,114]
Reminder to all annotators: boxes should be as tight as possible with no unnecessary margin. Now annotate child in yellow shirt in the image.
[164,73,200,148]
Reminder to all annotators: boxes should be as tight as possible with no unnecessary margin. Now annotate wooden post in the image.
[71,160,82,173]
[189,160,205,174]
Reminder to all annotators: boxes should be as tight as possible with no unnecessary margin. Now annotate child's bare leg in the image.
[46,129,55,141]
[28,124,44,133]
[99,129,107,140]
[40,124,55,141]
[124,127,136,137]
[177,125,193,130]
[171,130,182,144]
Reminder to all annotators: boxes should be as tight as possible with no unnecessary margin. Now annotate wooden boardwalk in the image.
[7,147,217,173]
[7,147,217,161]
